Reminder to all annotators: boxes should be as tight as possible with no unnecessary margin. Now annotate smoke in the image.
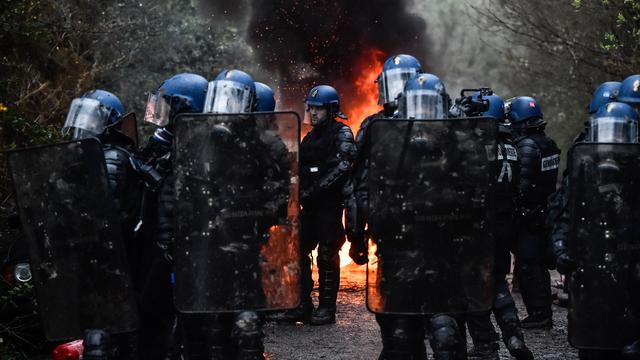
[199,0,431,116]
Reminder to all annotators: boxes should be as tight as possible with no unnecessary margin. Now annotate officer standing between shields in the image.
[552,101,640,360]
[275,85,355,325]
[452,90,534,360]
[366,72,468,360]
[546,81,621,284]
[140,72,209,359]
[174,69,275,360]
[346,54,422,265]
[507,96,560,329]
[60,89,145,359]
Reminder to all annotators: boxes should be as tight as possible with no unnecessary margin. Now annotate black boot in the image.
[520,310,552,329]
[82,329,113,360]
[377,314,427,360]
[493,287,534,359]
[621,339,640,360]
[312,244,341,326]
[468,342,499,360]
[268,301,314,323]
[310,306,336,326]
[505,335,534,360]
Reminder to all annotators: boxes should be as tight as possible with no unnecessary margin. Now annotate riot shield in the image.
[567,143,640,350]
[173,112,300,313]
[6,139,138,341]
[367,117,496,315]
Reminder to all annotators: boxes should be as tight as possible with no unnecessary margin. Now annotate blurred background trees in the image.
[1,0,639,357]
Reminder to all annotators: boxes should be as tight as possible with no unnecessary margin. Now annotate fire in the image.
[306,48,387,268]
[342,48,385,133]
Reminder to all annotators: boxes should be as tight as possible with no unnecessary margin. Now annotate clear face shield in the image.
[143,90,172,127]
[590,117,638,143]
[62,98,111,140]
[400,89,446,119]
[377,68,419,105]
[203,80,254,114]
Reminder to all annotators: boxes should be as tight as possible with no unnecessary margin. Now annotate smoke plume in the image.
[200,0,431,124]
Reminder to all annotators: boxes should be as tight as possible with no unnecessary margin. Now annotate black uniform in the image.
[513,127,560,322]
[137,130,178,360]
[350,110,466,360]
[466,125,533,359]
[80,130,147,360]
[299,119,356,314]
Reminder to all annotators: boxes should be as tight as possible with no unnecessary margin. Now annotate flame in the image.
[342,48,385,133]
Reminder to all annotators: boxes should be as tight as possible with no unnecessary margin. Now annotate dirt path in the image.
[264,264,578,360]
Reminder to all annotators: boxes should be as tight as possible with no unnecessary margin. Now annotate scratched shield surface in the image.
[173,112,301,313]
[566,143,640,349]
[7,138,138,341]
[366,117,497,315]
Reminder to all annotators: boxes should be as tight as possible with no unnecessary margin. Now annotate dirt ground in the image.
[263,263,578,360]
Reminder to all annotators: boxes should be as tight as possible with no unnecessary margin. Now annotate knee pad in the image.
[494,285,516,311]
[232,311,264,351]
[430,314,459,350]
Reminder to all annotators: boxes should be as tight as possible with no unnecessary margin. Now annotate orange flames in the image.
[342,48,385,133]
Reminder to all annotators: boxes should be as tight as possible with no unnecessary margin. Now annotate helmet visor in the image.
[203,80,254,114]
[401,89,446,119]
[144,91,171,127]
[62,98,109,139]
[378,68,419,105]
[590,117,638,143]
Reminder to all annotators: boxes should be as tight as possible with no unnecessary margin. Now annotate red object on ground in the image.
[52,339,84,360]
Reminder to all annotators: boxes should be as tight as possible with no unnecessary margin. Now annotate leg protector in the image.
[180,314,231,360]
[376,314,426,360]
[493,280,524,342]
[317,242,342,309]
[514,259,552,315]
[429,314,466,360]
[232,311,265,360]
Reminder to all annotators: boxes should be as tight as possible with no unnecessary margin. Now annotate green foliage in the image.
[0,282,43,359]
[0,0,253,356]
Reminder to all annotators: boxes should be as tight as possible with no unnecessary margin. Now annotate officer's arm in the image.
[550,177,576,274]
[516,138,541,211]
[104,147,132,213]
[317,125,357,191]
[156,174,175,262]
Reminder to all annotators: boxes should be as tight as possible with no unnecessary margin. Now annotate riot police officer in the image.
[452,91,534,360]
[255,81,277,112]
[62,89,145,359]
[552,101,640,360]
[545,81,622,310]
[363,72,466,360]
[173,69,273,360]
[346,54,422,264]
[617,74,640,114]
[140,72,209,359]
[276,85,355,326]
[508,96,560,329]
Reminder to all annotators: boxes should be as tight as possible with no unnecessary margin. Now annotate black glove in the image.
[556,252,577,275]
[348,238,368,265]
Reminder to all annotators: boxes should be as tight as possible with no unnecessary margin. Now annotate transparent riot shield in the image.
[173,112,300,313]
[567,143,640,350]
[6,139,138,341]
[366,118,497,315]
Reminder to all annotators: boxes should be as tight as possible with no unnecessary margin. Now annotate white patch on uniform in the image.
[310,167,319,173]
[497,162,513,183]
[541,154,560,172]
[497,144,518,161]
